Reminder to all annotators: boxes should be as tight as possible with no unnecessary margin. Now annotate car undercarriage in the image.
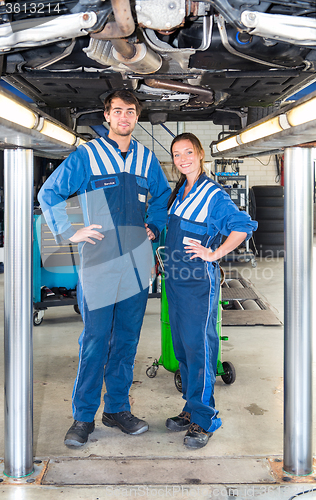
[1,0,316,129]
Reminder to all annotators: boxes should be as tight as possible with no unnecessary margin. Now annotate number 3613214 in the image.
[5,3,60,14]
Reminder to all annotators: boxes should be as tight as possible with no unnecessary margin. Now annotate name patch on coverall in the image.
[92,177,119,190]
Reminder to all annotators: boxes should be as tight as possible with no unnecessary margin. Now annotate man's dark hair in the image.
[104,90,142,116]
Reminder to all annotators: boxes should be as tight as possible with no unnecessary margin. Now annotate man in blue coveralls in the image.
[38,90,171,447]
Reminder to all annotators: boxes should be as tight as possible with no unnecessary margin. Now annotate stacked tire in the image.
[251,185,284,258]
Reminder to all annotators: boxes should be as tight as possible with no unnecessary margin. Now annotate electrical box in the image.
[215,173,249,210]
[214,173,256,266]
[223,187,247,208]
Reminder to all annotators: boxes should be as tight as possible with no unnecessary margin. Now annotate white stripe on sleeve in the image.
[195,188,220,222]
[135,143,145,176]
[82,143,101,176]
[144,150,152,178]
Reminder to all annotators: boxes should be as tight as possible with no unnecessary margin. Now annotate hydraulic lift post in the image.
[283,146,313,476]
[4,148,34,478]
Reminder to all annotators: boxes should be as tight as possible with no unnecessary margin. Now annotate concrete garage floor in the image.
[0,252,316,499]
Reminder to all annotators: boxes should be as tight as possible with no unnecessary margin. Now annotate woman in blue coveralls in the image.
[164,133,257,449]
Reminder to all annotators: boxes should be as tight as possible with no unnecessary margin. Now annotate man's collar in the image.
[102,134,134,153]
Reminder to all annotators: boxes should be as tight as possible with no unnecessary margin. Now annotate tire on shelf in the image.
[255,231,284,245]
[252,185,284,198]
[257,219,284,232]
[256,206,284,220]
[252,185,284,257]
[255,196,284,207]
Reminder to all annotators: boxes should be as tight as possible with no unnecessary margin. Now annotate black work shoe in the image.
[64,420,95,448]
[184,423,213,449]
[102,411,149,435]
[166,411,191,432]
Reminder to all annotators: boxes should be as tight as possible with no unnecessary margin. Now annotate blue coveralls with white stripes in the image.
[38,135,171,423]
[164,173,257,433]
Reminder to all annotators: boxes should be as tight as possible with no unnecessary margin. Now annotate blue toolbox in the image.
[33,206,83,326]
[33,206,162,325]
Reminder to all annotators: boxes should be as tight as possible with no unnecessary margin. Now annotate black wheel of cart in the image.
[146,365,158,378]
[221,361,236,385]
[74,304,80,315]
[33,311,43,326]
[174,369,182,393]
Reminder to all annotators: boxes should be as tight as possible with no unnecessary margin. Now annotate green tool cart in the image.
[146,246,236,391]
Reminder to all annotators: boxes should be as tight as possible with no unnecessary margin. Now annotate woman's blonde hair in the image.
[168,133,205,209]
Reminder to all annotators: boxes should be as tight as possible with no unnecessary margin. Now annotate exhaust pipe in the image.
[90,0,161,74]
[91,0,135,39]
[144,78,214,103]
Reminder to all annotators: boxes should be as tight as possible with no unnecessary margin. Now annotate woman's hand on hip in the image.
[185,240,214,262]
[185,231,247,262]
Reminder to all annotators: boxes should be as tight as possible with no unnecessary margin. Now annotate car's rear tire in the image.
[246,106,280,126]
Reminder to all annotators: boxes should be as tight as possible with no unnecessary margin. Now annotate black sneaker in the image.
[64,420,95,448]
[102,411,149,435]
[184,423,213,449]
[166,411,191,432]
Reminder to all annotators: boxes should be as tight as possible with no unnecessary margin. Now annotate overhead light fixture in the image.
[287,97,316,127]
[0,93,38,129]
[0,87,85,146]
[38,119,77,146]
[239,116,283,144]
[215,135,240,152]
[212,91,316,155]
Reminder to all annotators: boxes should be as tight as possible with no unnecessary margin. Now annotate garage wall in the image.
[132,121,280,188]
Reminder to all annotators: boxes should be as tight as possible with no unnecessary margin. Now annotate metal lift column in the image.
[4,148,34,478]
[284,146,313,476]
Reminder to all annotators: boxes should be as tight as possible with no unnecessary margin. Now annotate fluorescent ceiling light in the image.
[40,119,77,145]
[0,88,87,147]
[216,135,239,152]
[287,97,316,127]
[240,116,282,144]
[0,94,37,129]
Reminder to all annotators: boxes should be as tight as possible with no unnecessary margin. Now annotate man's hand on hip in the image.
[69,225,104,244]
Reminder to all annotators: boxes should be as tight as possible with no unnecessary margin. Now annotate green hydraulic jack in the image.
[146,247,236,392]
